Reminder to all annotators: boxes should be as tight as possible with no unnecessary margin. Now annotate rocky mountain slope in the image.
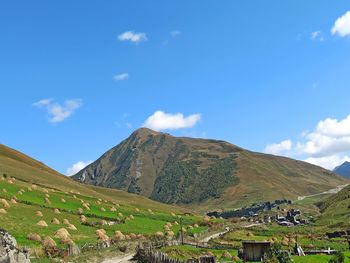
[333,161,350,178]
[72,128,348,210]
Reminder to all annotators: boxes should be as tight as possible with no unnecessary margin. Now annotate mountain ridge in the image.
[72,128,348,210]
[333,161,350,178]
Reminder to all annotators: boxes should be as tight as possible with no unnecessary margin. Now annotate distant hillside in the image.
[72,128,348,210]
[317,184,350,228]
[334,161,350,178]
[0,144,181,212]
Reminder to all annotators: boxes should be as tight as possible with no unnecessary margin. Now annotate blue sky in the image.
[1,1,350,174]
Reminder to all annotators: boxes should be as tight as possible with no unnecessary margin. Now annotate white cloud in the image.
[304,155,350,170]
[311,31,324,41]
[265,140,293,156]
[143,111,201,131]
[331,11,350,37]
[118,31,147,43]
[33,98,82,123]
[265,114,350,170]
[114,73,129,81]
[170,31,181,37]
[66,160,92,176]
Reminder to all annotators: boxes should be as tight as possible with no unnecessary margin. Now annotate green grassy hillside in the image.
[72,128,348,211]
[0,144,208,251]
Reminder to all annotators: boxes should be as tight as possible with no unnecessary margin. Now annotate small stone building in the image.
[241,240,271,261]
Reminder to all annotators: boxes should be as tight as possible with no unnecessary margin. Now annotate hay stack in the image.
[155,231,164,238]
[77,208,83,214]
[129,214,134,220]
[80,215,87,224]
[7,180,13,184]
[54,208,60,214]
[232,256,240,262]
[135,208,140,212]
[101,220,107,225]
[174,221,179,225]
[54,228,70,240]
[10,198,17,204]
[17,190,23,195]
[125,235,131,240]
[60,236,74,245]
[194,224,199,228]
[61,198,66,203]
[73,195,77,199]
[27,187,32,191]
[137,234,145,240]
[2,189,7,193]
[52,218,60,225]
[188,226,194,230]
[36,220,48,227]
[31,184,37,190]
[27,233,41,242]
[44,197,51,204]
[42,236,56,248]
[110,206,117,212]
[118,212,123,217]
[63,219,70,225]
[0,208,7,214]
[96,229,109,241]
[129,233,137,240]
[222,251,232,259]
[114,230,125,241]
[36,211,43,217]
[166,231,174,239]
[67,224,77,231]
[164,225,170,231]
[171,212,176,217]
[100,207,106,212]
[148,209,153,214]
[203,216,210,222]
[96,200,101,205]
[0,199,10,208]
[45,194,50,198]
[83,203,90,211]
[43,188,49,193]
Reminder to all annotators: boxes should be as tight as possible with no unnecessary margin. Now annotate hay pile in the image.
[222,251,232,259]
[203,216,210,222]
[82,203,90,211]
[232,256,240,262]
[36,220,48,227]
[101,220,107,225]
[43,188,49,193]
[45,194,50,198]
[27,187,32,191]
[31,184,37,190]
[100,207,106,212]
[44,197,51,204]
[188,226,194,230]
[155,231,164,238]
[135,208,140,212]
[246,232,254,237]
[96,229,109,242]
[194,224,199,228]
[7,179,13,184]
[129,214,134,220]
[174,221,179,225]
[10,198,17,204]
[125,235,131,240]
[163,225,170,231]
[63,219,70,225]
[54,228,70,240]
[73,195,77,199]
[77,208,83,214]
[52,218,60,225]
[67,224,77,231]
[61,198,66,203]
[171,212,176,217]
[27,233,41,242]
[110,206,117,212]
[118,212,123,217]
[42,236,56,248]
[166,231,174,239]
[148,209,153,214]
[2,189,7,193]
[0,208,7,214]
[36,211,43,217]
[0,199,10,208]
[54,208,60,214]
[80,215,87,224]
[114,230,125,241]
[129,233,137,240]
[96,200,101,205]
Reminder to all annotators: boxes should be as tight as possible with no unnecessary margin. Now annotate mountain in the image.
[333,161,350,178]
[72,128,348,210]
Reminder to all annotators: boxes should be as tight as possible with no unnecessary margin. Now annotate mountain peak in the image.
[333,161,350,178]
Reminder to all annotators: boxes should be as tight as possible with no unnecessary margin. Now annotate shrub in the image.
[329,252,345,263]
[263,243,293,263]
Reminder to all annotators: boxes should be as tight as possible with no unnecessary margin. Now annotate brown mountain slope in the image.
[72,128,348,210]
[0,143,183,212]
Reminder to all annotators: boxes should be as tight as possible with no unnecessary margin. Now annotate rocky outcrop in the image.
[0,229,30,263]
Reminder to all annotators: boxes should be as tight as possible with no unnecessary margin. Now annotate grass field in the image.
[0,177,207,250]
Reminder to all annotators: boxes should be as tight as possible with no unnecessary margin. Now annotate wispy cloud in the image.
[33,98,82,123]
[170,31,181,38]
[311,30,324,41]
[114,73,129,81]
[66,160,92,176]
[118,31,147,43]
[143,110,201,131]
[331,11,350,37]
